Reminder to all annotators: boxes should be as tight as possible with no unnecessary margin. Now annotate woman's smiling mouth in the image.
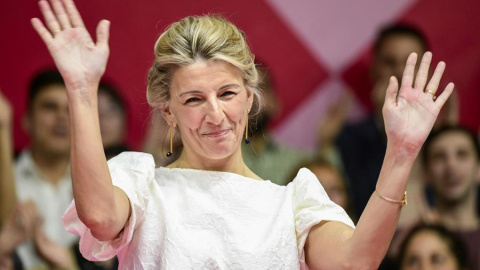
[203,129,230,137]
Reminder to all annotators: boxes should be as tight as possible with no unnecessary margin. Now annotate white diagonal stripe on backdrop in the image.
[264,0,417,72]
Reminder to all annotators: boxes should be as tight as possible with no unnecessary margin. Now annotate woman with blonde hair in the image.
[31,0,454,269]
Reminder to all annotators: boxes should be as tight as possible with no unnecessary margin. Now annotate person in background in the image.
[335,24,429,218]
[397,223,470,270]
[421,125,480,270]
[319,24,461,220]
[13,70,76,269]
[0,75,74,269]
[0,88,34,268]
[242,63,312,185]
[97,81,130,160]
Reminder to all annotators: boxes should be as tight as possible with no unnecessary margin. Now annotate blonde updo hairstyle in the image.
[147,15,262,116]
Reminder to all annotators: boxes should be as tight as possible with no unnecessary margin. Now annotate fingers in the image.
[385,76,399,105]
[36,0,86,35]
[434,82,454,109]
[62,0,85,28]
[38,0,62,34]
[400,53,418,89]
[50,0,72,30]
[425,61,446,97]
[31,18,54,43]
[96,20,111,49]
[16,201,38,234]
[414,52,432,90]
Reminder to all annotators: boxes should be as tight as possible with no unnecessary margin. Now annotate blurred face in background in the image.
[425,131,480,205]
[401,230,461,270]
[310,165,349,211]
[25,84,70,157]
[371,34,425,115]
[98,90,126,148]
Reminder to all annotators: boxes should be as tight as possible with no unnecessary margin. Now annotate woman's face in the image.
[162,59,253,165]
[401,230,460,270]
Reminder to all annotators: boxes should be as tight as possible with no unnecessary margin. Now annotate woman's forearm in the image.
[67,88,129,240]
[346,143,416,268]
[306,144,416,270]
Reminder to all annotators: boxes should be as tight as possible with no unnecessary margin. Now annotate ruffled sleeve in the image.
[292,168,355,261]
[62,152,156,261]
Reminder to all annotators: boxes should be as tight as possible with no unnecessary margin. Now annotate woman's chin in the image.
[201,145,238,160]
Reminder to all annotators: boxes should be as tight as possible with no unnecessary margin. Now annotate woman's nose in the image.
[205,99,225,125]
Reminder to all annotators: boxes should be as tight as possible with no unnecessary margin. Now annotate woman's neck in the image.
[167,148,262,180]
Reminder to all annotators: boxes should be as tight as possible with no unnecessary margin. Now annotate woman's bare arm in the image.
[305,52,454,270]
[31,0,130,240]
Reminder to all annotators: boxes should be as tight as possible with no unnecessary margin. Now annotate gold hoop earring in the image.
[166,124,174,157]
[245,109,250,144]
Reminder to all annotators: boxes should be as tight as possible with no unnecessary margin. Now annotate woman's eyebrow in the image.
[178,90,203,97]
[219,84,240,90]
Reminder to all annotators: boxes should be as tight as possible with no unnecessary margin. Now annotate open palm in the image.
[383,52,454,156]
[31,0,110,93]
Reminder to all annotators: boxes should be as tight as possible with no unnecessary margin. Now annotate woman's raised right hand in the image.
[31,0,110,97]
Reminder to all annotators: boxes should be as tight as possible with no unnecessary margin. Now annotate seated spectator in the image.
[387,125,480,269]
[12,70,77,269]
[397,223,470,270]
[0,78,74,269]
[421,125,480,269]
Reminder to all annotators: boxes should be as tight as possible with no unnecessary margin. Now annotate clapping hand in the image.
[34,218,74,269]
[31,0,110,97]
[382,52,454,157]
[0,201,37,256]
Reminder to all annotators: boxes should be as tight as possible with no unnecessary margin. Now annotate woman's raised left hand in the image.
[382,52,454,157]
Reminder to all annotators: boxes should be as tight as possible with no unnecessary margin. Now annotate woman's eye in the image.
[221,91,236,97]
[185,97,201,104]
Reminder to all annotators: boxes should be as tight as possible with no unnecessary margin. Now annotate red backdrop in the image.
[1,0,479,151]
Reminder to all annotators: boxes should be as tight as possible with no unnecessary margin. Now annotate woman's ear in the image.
[160,104,176,127]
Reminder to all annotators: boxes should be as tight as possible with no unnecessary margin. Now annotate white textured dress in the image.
[63,152,354,269]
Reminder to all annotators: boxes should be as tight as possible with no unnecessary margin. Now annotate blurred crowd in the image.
[0,23,478,270]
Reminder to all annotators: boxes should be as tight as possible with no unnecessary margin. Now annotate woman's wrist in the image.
[66,86,99,110]
[385,140,420,164]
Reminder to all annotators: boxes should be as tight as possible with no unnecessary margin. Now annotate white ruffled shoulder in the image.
[62,152,156,261]
[290,168,355,261]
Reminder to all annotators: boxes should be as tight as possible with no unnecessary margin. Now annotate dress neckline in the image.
[157,166,272,185]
